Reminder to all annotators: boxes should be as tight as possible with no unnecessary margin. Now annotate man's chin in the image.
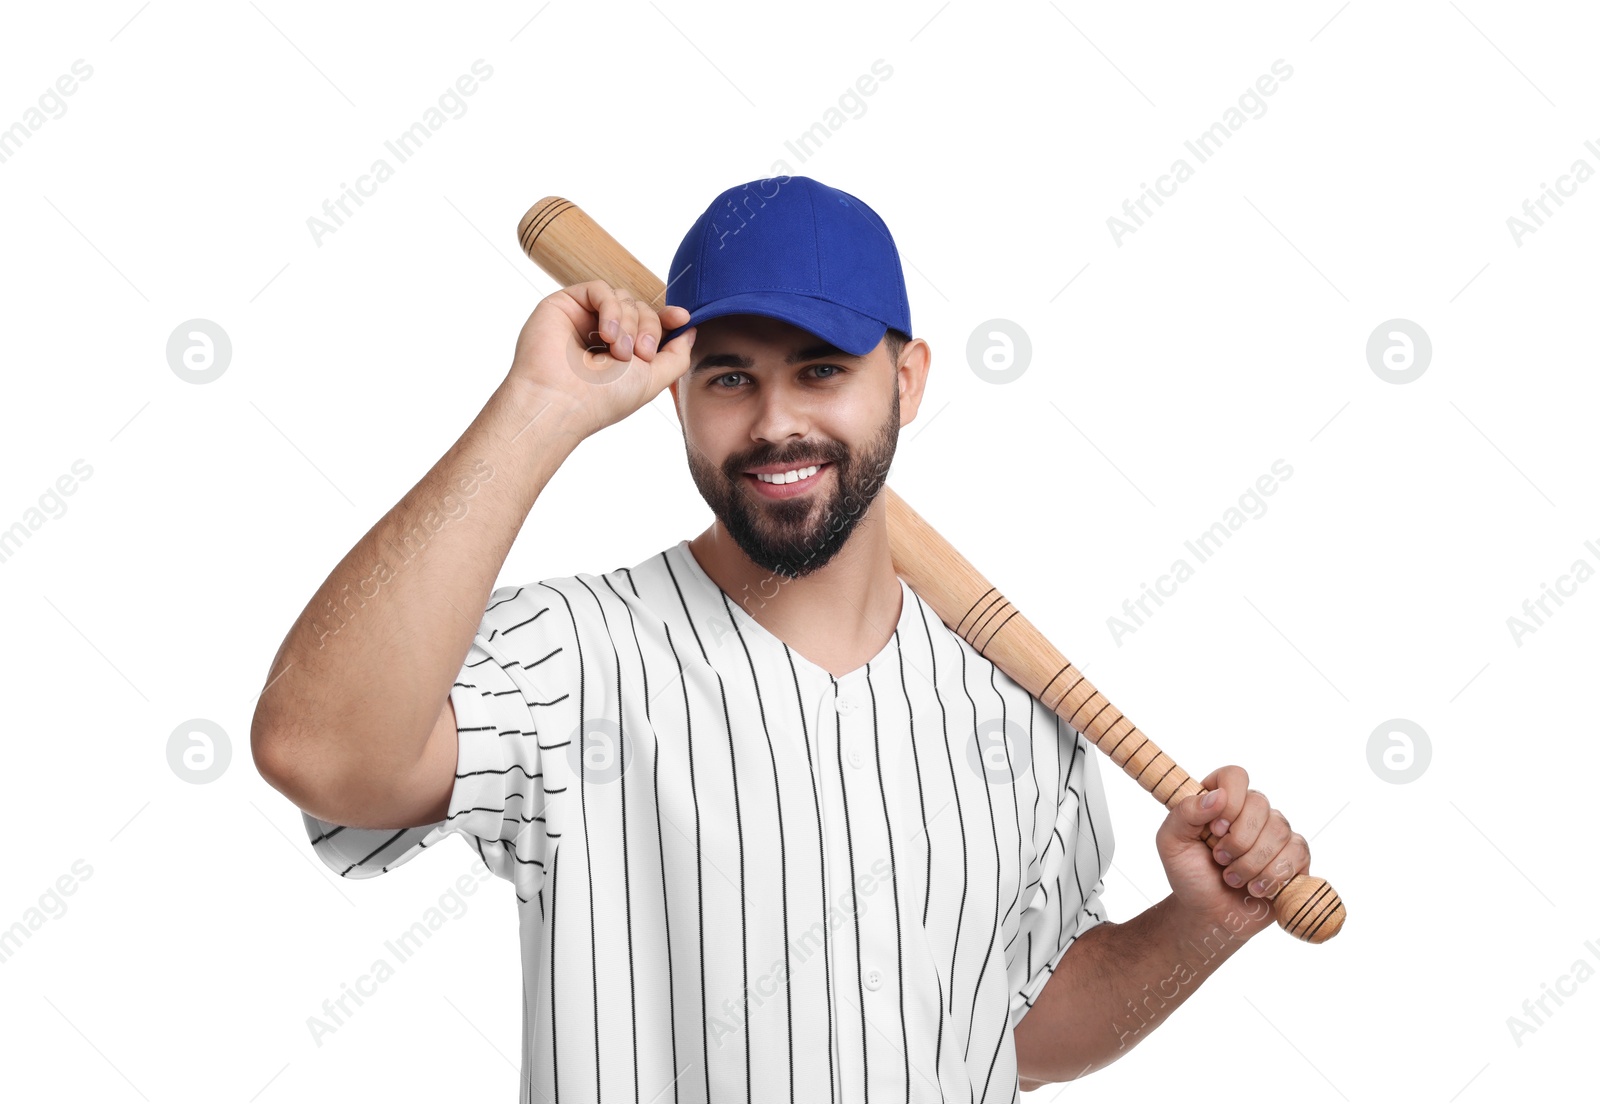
[721,518,838,579]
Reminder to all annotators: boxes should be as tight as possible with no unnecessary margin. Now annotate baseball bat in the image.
[514,196,1346,944]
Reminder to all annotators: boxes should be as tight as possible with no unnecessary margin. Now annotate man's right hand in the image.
[506,280,697,439]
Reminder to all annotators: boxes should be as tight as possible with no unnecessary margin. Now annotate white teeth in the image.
[755,464,821,484]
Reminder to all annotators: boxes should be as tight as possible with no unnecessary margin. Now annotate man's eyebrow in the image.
[690,341,857,376]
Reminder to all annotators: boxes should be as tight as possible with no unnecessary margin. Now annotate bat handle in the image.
[1046,680,1346,944]
[882,487,1347,944]
[1166,778,1347,944]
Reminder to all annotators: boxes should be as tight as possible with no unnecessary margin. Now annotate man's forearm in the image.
[251,377,584,801]
[1016,891,1272,1085]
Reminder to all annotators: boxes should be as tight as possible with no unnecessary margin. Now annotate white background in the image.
[2,1,1595,1100]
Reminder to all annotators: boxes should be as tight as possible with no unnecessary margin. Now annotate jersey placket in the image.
[816,665,901,1101]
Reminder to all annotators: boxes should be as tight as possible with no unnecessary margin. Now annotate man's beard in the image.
[685,385,899,580]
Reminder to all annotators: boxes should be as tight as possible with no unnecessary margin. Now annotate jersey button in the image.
[865,968,883,991]
[835,696,857,715]
[848,748,864,769]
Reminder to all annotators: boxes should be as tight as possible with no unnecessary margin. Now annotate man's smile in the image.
[742,462,831,498]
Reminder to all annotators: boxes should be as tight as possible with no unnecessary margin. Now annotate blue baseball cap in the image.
[659,175,912,357]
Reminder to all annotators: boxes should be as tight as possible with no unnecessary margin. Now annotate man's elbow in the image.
[251,713,342,817]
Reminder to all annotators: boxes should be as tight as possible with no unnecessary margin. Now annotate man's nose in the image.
[748,385,814,444]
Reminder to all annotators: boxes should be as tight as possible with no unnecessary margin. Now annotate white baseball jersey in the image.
[305,538,1113,1103]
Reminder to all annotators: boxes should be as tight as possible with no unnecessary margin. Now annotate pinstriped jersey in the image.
[304,538,1114,1103]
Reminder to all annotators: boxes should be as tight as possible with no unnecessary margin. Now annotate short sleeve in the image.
[1007,719,1114,1031]
[303,584,566,904]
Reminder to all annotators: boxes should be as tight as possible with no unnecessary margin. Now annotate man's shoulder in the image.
[485,543,691,635]
[911,608,1090,741]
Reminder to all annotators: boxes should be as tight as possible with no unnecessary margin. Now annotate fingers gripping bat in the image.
[514,196,1346,944]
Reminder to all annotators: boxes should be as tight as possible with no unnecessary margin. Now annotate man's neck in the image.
[686,516,902,677]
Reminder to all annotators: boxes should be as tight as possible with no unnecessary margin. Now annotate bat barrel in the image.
[518,197,667,305]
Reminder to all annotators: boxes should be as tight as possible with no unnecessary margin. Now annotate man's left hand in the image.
[1156,764,1311,937]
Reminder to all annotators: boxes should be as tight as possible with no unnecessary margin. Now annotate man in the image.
[252,175,1313,1102]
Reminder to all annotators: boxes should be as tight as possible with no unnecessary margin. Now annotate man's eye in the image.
[710,364,845,389]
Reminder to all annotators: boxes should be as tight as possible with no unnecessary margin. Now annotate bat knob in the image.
[1272,874,1345,943]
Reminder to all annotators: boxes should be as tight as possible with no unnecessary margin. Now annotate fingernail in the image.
[1224,871,1243,887]
[638,333,657,354]
[1213,818,1230,836]
[1249,879,1266,894]
[1214,849,1232,864]
[617,333,633,358]
[603,318,619,338]
[1202,791,1218,809]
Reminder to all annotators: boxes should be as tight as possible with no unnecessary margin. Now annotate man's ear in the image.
[668,379,683,425]
[897,337,932,426]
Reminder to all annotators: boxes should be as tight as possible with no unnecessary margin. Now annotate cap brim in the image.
[660,291,890,357]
